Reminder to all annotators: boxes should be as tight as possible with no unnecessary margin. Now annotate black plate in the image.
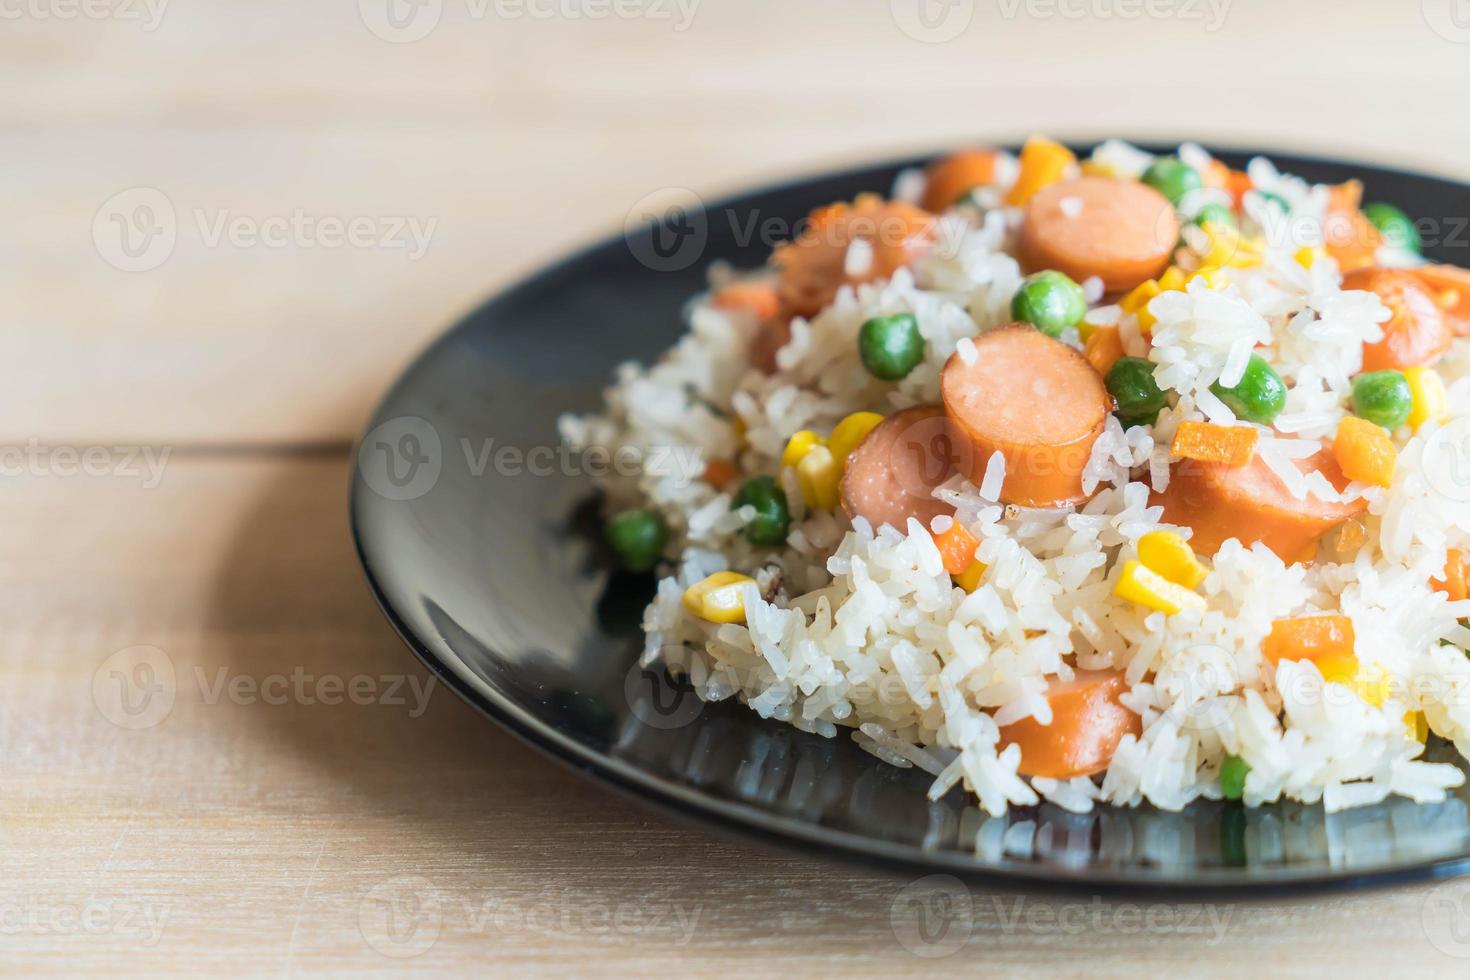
[351,144,1470,894]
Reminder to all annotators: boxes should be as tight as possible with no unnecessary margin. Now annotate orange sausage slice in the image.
[1406,264,1470,337]
[1152,445,1367,563]
[940,325,1109,508]
[750,315,793,374]
[921,149,999,212]
[1344,267,1452,371]
[998,670,1141,779]
[839,405,959,533]
[774,195,937,318]
[1018,177,1179,293]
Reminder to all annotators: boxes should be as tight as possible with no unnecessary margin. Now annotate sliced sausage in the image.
[921,149,999,212]
[1407,264,1470,337]
[774,195,937,318]
[711,280,781,322]
[839,405,958,533]
[998,669,1141,779]
[1152,444,1367,563]
[1344,267,1452,371]
[940,325,1109,508]
[1018,176,1178,293]
[750,315,792,374]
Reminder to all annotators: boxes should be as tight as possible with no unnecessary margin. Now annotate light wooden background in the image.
[7,0,1470,974]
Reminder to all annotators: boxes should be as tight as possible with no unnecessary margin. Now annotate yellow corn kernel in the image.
[827,411,885,469]
[1114,559,1207,615]
[1405,367,1450,430]
[1294,245,1323,269]
[954,560,987,593]
[1405,710,1429,744]
[682,571,756,624]
[781,430,825,470]
[796,445,841,511]
[1137,531,1208,589]
[1079,159,1117,178]
[1159,266,1188,293]
[1121,279,1162,332]
[1198,225,1264,270]
[1315,652,1360,686]
[1188,266,1231,291]
[1349,665,1391,707]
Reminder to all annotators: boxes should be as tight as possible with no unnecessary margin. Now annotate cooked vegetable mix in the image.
[1106,356,1168,428]
[858,313,925,380]
[1011,270,1088,338]
[732,476,790,546]
[572,137,1470,819]
[605,509,668,572]
[1351,370,1413,429]
[1209,354,1286,425]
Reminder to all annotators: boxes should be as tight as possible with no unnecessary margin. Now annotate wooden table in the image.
[8,1,1470,974]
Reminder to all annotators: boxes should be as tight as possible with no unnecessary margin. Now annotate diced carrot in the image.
[1320,517,1368,563]
[934,520,980,576]
[922,149,999,212]
[1263,615,1357,682]
[1203,159,1230,190]
[703,459,738,490]
[998,669,1141,779]
[1170,420,1257,468]
[1225,169,1252,209]
[711,281,781,322]
[1333,416,1397,488]
[1324,181,1382,274]
[1432,548,1469,602]
[1005,136,1076,206]
[1083,324,1124,376]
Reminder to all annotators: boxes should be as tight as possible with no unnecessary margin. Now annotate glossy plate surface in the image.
[351,145,1470,893]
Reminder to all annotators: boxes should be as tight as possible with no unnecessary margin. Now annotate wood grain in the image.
[1,453,1462,976]
[7,0,1470,973]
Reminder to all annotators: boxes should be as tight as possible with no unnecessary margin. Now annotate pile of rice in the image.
[560,140,1470,816]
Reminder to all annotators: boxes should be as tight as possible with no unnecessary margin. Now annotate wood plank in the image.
[0,452,1461,974]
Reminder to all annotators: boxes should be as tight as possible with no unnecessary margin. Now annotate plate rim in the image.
[350,141,1470,896]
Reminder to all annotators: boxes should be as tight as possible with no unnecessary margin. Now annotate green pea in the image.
[1363,202,1422,255]
[1352,370,1413,430]
[1210,354,1287,425]
[1192,202,1236,230]
[1105,357,1167,428]
[605,509,668,572]
[1141,157,1202,206]
[859,313,925,381]
[1219,754,1250,801]
[732,476,790,546]
[1011,270,1088,338]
